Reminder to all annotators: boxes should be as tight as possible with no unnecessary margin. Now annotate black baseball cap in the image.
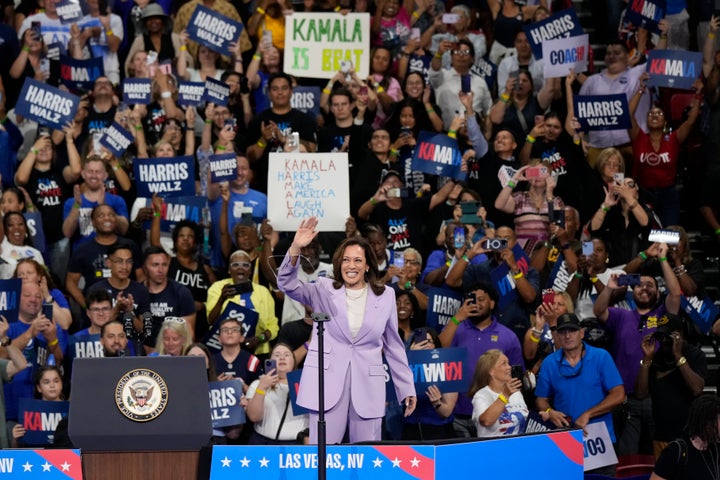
[556,313,582,332]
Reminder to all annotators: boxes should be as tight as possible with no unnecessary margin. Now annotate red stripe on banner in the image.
[373,445,435,480]
[547,431,584,465]
[36,450,83,480]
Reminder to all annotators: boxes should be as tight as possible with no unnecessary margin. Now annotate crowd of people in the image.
[0,0,720,475]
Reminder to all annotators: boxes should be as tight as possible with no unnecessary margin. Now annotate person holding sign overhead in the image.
[277,217,417,443]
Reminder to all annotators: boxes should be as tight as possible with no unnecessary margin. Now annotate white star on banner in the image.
[22,462,32,472]
[373,457,383,468]
[240,457,251,467]
[221,457,232,468]
[391,457,401,468]
[259,457,270,468]
[60,462,71,472]
[41,462,52,472]
[411,457,420,468]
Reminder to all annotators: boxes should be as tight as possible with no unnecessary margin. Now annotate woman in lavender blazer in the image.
[277,217,417,444]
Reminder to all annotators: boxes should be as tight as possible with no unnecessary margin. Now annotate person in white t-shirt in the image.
[470,349,528,438]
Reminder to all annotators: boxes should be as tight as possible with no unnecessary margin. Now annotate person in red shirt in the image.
[628,79,702,226]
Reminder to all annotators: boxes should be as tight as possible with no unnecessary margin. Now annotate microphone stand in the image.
[311,312,330,480]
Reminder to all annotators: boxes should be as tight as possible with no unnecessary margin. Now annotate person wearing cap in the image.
[358,169,456,255]
[636,314,706,458]
[536,313,625,474]
[212,316,261,392]
[124,4,191,78]
[593,242,682,456]
[206,250,279,358]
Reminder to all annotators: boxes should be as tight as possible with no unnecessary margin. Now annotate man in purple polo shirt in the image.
[441,281,523,438]
[593,242,681,456]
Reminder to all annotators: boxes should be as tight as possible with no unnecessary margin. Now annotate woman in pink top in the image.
[494,164,564,242]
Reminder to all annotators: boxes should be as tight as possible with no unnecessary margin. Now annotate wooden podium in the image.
[82,451,201,480]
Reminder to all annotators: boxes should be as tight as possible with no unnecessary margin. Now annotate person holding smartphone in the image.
[10,27,48,84]
[206,250,279,358]
[469,349,528,438]
[245,343,309,445]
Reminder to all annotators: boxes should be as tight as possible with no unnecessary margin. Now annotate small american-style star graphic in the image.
[391,457,402,468]
[221,457,232,468]
[41,462,52,472]
[60,462,71,472]
[372,457,383,468]
[22,462,32,472]
[240,457,251,467]
[410,457,421,468]
[259,457,270,468]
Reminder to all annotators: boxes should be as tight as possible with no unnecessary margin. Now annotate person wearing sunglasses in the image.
[535,313,625,476]
[206,250,279,358]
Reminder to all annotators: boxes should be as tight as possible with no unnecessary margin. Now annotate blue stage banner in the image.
[291,86,321,117]
[15,79,80,131]
[204,77,230,106]
[210,153,238,183]
[59,55,103,92]
[99,122,134,157]
[18,399,69,445]
[178,81,206,107]
[0,449,82,478]
[133,156,195,197]
[0,279,21,321]
[470,58,497,91]
[202,301,259,353]
[681,295,720,334]
[411,131,463,180]
[56,0,83,24]
[623,0,665,33]
[425,287,463,332]
[574,94,632,131]
[524,8,584,60]
[490,244,530,311]
[435,430,583,479]
[286,369,310,415]
[646,49,702,90]
[186,5,244,58]
[407,347,468,393]
[209,379,246,428]
[210,445,436,480]
[121,79,152,105]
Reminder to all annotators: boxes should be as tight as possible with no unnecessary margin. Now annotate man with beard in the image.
[536,313,625,476]
[593,242,682,456]
[279,238,332,326]
[100,320,131,357]
[636,313,706,457]
[206,250,278,358]
[81,77,117,145]
[439,281,523,437]
[445,226,540,342]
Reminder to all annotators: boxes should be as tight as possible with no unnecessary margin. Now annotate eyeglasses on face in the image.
[452,50,471,56]
[220,327,242,334]
[163,317,186,324]
[88,306,112,314]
